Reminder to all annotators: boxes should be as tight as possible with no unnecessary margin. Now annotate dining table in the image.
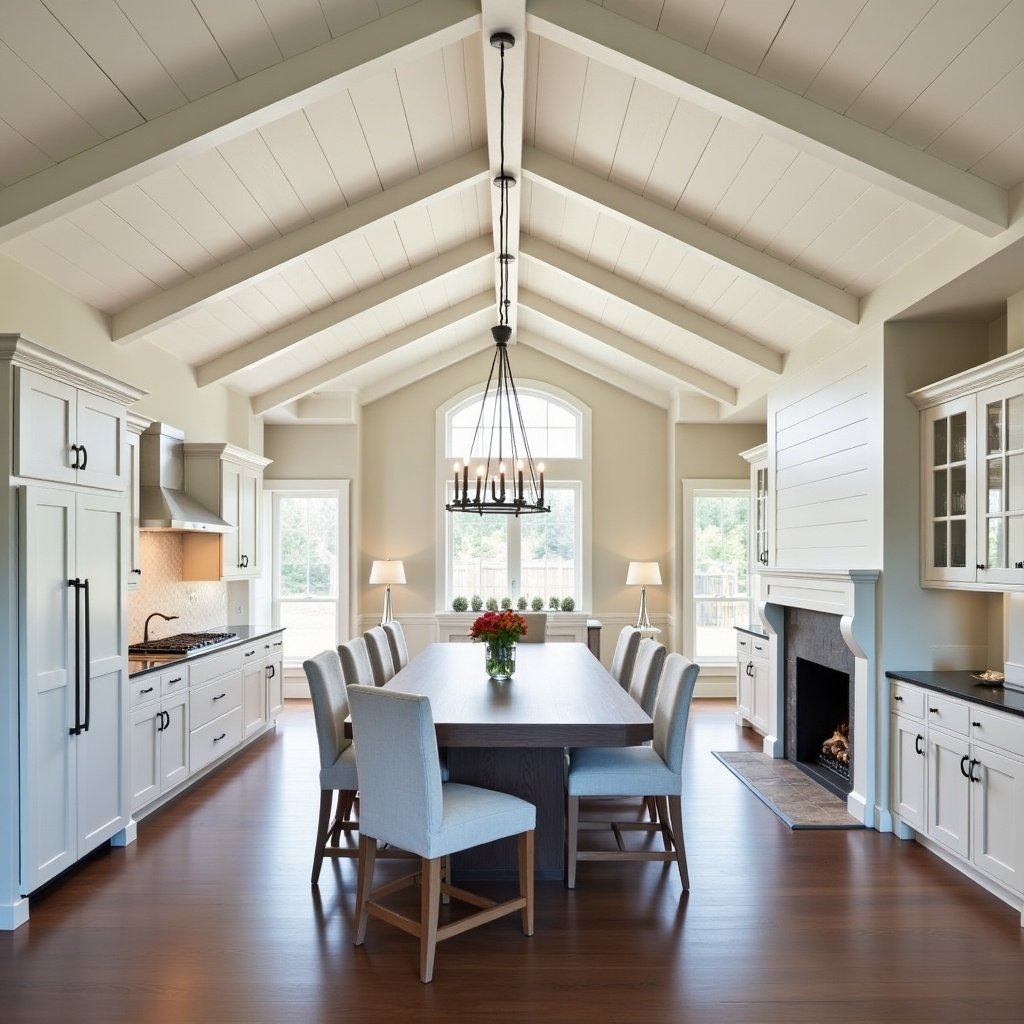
[349,641,653,881]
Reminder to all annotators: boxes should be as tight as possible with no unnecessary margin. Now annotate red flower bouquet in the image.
[470,610,526,678]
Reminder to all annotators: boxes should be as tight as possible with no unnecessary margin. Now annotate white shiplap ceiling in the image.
[2,0,1023,423]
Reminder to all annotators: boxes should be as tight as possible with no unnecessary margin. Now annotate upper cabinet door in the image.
[15,367,125,491]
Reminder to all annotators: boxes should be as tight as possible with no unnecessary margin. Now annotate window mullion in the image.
[508,519,523,598]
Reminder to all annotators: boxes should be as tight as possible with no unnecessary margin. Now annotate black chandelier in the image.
[446,31,549,517]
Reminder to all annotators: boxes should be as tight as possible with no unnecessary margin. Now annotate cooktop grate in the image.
[129,631,238,655]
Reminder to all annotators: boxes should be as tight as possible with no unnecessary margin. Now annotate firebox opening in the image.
[795,657,852,799]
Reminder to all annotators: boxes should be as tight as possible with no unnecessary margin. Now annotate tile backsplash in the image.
[127,533,228,643]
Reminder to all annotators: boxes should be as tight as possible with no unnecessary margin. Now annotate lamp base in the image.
[634,586,652,631]
[380,585,395,626]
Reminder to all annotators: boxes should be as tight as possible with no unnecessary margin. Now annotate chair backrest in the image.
[652,653,700,774]
[382,620,410,670]
[338,636,375,688]
[609,626,642,687]
[348,685,444,857]
[303,650,352,771]
[518,612,547,644]
[364,626,397,686]
[627,639,667,716]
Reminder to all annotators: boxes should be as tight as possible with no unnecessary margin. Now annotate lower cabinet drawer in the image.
[190,672,242,730]
[190,707,243,774]
[971,707,1024,754]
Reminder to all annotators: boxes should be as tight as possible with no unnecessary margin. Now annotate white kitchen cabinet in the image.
[240,640,267,738]
[890,679,1024,907]
[910,349,1024,590]
[129,667,189,812]
[181,444,271,581]
[124,414,150,591]
[15,366,127,491]
[736,631,769,734]
[265,633,284,720]
[188,646,244,774]
[19,485,130,892]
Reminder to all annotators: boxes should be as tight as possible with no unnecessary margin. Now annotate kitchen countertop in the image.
[128,624,283,679]
[885,669,1024,718]
[734,623,768,638]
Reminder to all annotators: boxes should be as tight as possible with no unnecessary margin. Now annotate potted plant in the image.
[485,597,499,611]
[452,595,468,612]
[560,596,575,612]
[549,596,560,611]
[471,595,483,612]
[531,596,544,611]
[469,609,527,680]
[517,596,528,610]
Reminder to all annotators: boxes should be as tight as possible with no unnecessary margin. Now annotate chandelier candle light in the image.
[445,30,549,518]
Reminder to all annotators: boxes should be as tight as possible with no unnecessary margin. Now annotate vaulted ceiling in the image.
[2,0,1024,423]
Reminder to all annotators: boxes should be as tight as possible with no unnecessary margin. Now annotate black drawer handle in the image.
[244,650,257,658]
[213,732,226,743]
[972,720,981,728]
[213,692,227,701]
[969,758,980,784]
[960,754,970,779]
[131,568,142,575]
[168,676,182,684]
[929,707,939,714]
[140,686,154,695]
[273,641,283,647]
[915,734,923,756]
[893,694,903,702]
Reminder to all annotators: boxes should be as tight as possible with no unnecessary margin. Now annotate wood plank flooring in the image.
[2,699,1024,1022]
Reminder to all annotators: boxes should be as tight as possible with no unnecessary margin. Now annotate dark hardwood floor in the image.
[3,698,1023,1022]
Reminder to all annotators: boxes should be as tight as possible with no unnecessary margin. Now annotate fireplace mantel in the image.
[757,567,884,829]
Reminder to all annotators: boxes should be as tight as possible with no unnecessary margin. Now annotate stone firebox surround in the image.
[757,568,882,829]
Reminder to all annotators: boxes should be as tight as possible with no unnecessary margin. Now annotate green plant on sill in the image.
[451,595,468,612]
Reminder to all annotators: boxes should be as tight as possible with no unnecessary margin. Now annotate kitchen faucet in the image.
[144,612,179,643]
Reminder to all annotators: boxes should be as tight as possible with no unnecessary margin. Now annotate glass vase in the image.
[484,638,516,680]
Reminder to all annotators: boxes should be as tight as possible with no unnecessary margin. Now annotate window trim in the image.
[681,478,750,669]
[436,379,592,612]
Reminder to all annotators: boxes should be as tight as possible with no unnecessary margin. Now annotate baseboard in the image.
[0,896,30,931]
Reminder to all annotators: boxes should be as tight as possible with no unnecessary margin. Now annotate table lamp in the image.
[626,561,661,631]
[369,559,406,625]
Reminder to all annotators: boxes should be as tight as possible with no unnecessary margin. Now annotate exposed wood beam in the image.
[518,328,668,408]
[115,149,489,344]
[196,236,492,385]
[523,147,859,324]
[520,290,736,405]
[482,0,526,337]
[520,236,783,374]
[0,0,481,246]
[252,293,491,414]
[528,0,1008,236]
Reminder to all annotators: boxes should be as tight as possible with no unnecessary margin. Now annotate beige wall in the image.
[263,424,359,480]
[359,344,670,621]
[0,256,254,449]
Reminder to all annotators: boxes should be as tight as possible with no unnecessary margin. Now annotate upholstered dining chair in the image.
[566,652,700,890]
[338,636,376,688]
[348,684,536,983]
[627,639,667,716]
[303,650,360,883]
[609,625,642,688]
[364,625,397,686]
[382,620,410,670]
[518,612,547,643]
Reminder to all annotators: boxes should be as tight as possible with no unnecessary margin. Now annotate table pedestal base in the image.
[445,746,565,881]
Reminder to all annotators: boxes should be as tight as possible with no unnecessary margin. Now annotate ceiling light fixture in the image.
[446,31,549,518]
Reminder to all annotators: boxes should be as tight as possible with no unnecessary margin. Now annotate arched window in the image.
[436,382,591,612]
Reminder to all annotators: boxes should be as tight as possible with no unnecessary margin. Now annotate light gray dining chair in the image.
[627,639,667,716]
[609,625,642,688]
[303,650,360,882]
[566,652,700,890]
[518,612,547,643]
[338,636,375,688]
[348,685,536,983]
[382,620,410,670]
[364,625,397,686]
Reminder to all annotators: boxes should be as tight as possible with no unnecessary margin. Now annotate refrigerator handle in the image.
[81,578,91,734]
[68,578,82,736]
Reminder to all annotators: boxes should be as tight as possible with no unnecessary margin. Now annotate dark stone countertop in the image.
[128,624,283,679]
[734,623,768,638]
[885,669,1024,718]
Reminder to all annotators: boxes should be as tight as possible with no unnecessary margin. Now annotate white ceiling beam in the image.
[481,1,526,337]
[520,289,736,405]
[116,149,489,344]
[252,293,492,414]
[523,147,859,325]
[196,235,492,385]
[518,328,668,408]
[521,236,783,374]
[359,337,485,405]
[528,0,1008,236]
[0,0,481,245]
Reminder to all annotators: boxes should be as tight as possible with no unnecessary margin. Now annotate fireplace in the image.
[794,657,851,798]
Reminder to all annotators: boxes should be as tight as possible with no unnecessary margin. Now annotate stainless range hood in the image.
[139,422,232,533]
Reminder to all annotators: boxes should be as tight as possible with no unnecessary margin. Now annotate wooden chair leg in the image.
[419,857,442,983]
[645,796,659,822]
[566,795,580,889]
[655,795,672,850]
[330,790,356,843]
[442,855,451,905]
[311,789,334,884]
[667,795,689,891]
[518,830,535,936]
[353,834,377,945]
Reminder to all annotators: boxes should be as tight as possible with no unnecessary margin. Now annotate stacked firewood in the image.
[821,723,850,765]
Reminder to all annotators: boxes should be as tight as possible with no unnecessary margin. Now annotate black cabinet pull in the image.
[140,686,154,696]
[273,641,282,647]
[131,568,142,575]
[915,734,923,756]
[213,732,226,743]
[266,664,275,679]
[68,578,82,735]
[79,445,88,469]
[960,754,971,779]
[70,443,81,469]
[977,564,986,570]
[241,554,249,568]
[244,650,256,658]
[929,707,939,714]
[969,759,981,783]
[972,721,981,728]
[213,692,226,701]
[893,694,903,702]
[168,676,182,684]
[1016,562,1024,569]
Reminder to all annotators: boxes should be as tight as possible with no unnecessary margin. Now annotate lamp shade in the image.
[369,559,406,586]
[626,561,661,587]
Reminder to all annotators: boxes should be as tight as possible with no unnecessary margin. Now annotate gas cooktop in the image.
[129,631,238,657]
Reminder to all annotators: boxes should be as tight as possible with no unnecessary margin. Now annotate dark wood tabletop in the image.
[369,641,652,748]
